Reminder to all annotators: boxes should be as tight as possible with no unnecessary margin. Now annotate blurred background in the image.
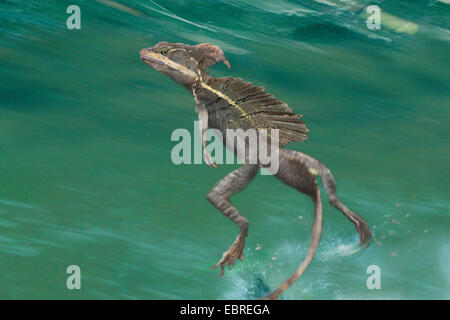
[0,0,449,299]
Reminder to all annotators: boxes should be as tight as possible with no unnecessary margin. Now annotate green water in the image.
[0,0,449,299]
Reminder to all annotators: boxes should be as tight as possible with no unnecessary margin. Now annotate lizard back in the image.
[195,77,309,147]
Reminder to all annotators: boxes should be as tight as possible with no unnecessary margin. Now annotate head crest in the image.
[194,43,230,70]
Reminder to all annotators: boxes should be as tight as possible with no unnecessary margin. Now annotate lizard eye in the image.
[160,49,169,55]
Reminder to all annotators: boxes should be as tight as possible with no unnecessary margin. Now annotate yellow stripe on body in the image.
[189,56,256,127]
[198,80,256,126]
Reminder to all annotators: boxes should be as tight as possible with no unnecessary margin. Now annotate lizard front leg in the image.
[206,164,259,276]
[196,104,218,168]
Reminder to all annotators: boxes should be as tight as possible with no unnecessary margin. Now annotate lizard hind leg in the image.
[206,164,259,277]
[279,149,372,245]
[319,165,372,245]
[265,149,372,299]
[264,150,323,300]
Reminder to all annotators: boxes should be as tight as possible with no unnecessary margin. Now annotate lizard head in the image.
[140,41,230,88]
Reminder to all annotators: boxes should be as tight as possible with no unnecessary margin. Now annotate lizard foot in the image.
[210,233,246,277]
[203,150,218,168]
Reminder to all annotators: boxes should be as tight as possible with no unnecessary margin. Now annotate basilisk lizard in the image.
[140,42,372,299]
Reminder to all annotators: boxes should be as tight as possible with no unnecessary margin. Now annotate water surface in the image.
[0,0,449,299]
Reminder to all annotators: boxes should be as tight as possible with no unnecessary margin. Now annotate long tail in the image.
[262,149,371,299]
[264,184,323,300]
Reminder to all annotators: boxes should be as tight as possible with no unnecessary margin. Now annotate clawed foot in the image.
[211,233,246,277]
[203,150,218,168]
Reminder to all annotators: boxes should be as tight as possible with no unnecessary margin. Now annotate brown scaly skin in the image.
[140,42,372,300]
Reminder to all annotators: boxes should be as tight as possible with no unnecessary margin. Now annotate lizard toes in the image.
[203,152,218,168]
[210,261,226,277]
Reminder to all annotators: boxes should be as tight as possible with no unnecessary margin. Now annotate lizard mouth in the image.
[139,50,177,70]
[139,49,198,79]
[140,52,163,65]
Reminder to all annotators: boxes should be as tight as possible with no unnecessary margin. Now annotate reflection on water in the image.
[0,0,449,299]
